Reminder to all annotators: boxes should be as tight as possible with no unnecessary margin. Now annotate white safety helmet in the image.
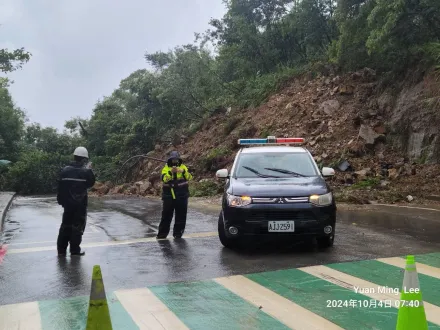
[73,146,89,158]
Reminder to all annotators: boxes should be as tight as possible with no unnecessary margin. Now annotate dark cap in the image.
[168,151,181,160]
[167,151,182,166]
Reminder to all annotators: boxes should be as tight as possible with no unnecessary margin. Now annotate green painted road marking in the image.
[149,280,291,330]
[327,260,440,307]
[246,268,398,330]
[107,292,139,330]
[414,253,440,268]
[39,295,88,330]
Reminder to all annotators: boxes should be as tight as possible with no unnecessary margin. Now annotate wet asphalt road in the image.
[1,196,440,306]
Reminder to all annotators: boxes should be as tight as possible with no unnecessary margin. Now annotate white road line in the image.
[7,237,103,246]
[114,288,189,330]
[7,233,99,245]
[0,301,42,330]
[300,265,440,325]
[215,275,343,330]
[3,231,96,238]
[15,197,55,201]
[377,257,440,279]
[7,231,218,254]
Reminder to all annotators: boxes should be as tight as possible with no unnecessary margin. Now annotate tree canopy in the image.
[0,47,31,73]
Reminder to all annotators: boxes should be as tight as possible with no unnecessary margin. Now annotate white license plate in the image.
[268,221,295,232]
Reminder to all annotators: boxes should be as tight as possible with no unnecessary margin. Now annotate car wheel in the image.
[218,212,239,249]
[317,234,334,248]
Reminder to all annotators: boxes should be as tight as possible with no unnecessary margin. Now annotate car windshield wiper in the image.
[242,166,279,178]
[264,168,306,177]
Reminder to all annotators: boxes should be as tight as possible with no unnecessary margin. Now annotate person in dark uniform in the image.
[56,146,95,256]
[157,151,193,239]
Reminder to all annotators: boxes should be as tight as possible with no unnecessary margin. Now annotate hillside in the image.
[92,66,440,205]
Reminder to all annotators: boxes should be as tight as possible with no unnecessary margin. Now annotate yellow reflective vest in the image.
[161,164,193,199]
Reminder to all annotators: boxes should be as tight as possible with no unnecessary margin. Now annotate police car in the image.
[215,136,336,249]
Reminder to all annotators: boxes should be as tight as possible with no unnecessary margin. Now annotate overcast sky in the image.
[0,0,226,131]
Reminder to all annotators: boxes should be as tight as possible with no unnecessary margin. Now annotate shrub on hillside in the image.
[200,147,230,172]
[189,180,223,197]
[1,150,70,195]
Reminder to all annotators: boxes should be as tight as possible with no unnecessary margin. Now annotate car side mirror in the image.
[322,167,335,177]
[216,169,229,179]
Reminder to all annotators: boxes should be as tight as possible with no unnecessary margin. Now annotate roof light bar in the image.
[276,138,304,143]
[238,139,268,144]
[237,137,305,145]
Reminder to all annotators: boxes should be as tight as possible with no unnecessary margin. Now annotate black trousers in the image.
[57,207,87,254]
[158,198,188,237]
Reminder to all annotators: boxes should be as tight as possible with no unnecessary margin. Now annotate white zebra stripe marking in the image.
[0,301,42,330]
[114,288,189,329]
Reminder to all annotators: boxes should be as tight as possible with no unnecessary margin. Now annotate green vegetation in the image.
[351,177,380,189]
[189,180,223,197]
[1,0,440,194]
[260,125,273,139]
[201,147,230,172]
[0,47,30,73]
[0,114,85,194]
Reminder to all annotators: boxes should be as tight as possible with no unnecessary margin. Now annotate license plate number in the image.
[268,221,295,232]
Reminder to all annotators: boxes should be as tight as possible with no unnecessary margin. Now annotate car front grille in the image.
[245,210,317,222]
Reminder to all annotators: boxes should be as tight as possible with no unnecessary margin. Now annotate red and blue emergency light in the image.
[237,136,305,145]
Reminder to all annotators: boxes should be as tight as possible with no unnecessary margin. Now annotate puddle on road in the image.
[87,210,156,241]
[88,198,160,240]
[0,198,29,245]
[0,213,20,246]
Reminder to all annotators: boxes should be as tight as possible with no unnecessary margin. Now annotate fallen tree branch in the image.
[115,155,166,184]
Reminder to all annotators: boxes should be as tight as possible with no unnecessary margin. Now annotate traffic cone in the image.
[86,265,113,329]
[395,255,428,330]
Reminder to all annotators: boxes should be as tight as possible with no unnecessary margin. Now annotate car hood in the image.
[229,177,329,197]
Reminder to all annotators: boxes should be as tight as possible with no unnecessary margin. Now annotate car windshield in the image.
[233,152,318,178]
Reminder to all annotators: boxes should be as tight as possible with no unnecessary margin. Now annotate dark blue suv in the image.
[215,137,336,249]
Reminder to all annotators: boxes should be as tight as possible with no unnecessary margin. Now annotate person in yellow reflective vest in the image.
[156,151,193,239]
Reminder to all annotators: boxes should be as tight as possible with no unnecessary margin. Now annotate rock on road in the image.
[1,195,440,329]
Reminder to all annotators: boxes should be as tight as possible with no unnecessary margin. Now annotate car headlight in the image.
[227,194,252,207]
[309,192,333,206]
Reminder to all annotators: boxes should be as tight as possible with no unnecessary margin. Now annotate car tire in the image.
[317,234,334,248]
[218,212,239,249]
